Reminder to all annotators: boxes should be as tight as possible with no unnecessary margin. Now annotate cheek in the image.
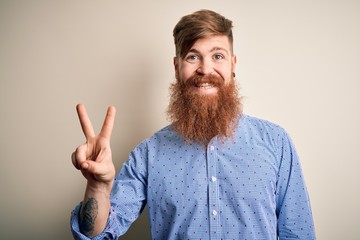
[179,66,196,81]
[222,64,234,79]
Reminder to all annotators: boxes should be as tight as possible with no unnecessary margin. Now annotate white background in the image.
[0,1,359,239]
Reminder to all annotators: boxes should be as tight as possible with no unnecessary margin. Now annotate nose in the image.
[196,58,214,75]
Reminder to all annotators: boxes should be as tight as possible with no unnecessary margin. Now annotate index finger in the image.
[76,103,95,139]
[99,105,116,139]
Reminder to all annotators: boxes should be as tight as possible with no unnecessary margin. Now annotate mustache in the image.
[184,73,224,88]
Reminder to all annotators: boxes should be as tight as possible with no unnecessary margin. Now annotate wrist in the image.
[86,180,113,198]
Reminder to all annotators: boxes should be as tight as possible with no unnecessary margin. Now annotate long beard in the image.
[167,73,242,145]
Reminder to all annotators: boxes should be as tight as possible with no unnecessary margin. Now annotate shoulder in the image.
[239,114,287,136]
[148,125,179,143]
[238,114,292,150]
[134,125,180,150]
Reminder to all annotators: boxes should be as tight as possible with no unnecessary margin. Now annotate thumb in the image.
[81,160,114,184]
[81,147,111,172]
[81,160,101,173]
[81,159,111,177]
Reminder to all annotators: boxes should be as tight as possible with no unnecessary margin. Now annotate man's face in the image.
[168,35,241,144]
[174,35,236,95]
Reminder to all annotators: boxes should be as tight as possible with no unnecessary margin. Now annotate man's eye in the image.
[186,55,199,62]
[214,54,224,60]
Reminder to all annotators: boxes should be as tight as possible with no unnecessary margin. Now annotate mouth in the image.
[188,73,222,95]
[192,82,218,94]
[195,83,215,89]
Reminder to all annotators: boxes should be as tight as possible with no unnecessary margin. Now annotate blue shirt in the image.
[71,115,316,239]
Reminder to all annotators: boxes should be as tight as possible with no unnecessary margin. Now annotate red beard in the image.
[167,73,242,145]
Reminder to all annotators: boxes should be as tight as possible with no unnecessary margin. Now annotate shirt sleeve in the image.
[70,141,149,240]
[275,129,316,239]
[70,203,121,240]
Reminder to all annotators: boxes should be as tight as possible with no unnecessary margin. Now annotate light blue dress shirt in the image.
[71,115,316,239]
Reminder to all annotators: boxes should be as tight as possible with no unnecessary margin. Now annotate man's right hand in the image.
[71,104,116,188]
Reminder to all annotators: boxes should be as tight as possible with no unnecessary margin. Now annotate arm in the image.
[78,181,112,237]
[71,104,116,237]
[275,130,316,239]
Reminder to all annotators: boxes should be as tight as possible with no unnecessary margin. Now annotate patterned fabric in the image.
[71,115,316,239]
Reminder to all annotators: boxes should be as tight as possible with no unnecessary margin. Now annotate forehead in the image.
[189,35,232,54]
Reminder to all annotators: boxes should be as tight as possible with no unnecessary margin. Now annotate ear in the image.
[231,55,237,73]
[173,56,179,79]
[173,56,178,70]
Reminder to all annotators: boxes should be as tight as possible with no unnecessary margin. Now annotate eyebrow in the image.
[188,47,230,55]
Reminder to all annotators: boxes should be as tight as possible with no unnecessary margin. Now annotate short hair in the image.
[173,9,234,59]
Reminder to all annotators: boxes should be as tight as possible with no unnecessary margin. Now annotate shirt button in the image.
[210,145,215,151]
[212,210,218,216]
[211,176,217,182]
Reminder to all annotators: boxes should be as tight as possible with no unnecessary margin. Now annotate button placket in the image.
[207,142,220,239]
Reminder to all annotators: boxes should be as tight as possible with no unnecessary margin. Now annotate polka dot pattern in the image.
[70,115,316,239]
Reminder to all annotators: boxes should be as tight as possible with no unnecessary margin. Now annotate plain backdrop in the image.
[0,1,359,239]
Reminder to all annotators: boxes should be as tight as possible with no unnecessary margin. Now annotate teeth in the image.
[197,83,214,89]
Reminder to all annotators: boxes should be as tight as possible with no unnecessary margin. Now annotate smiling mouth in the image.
[195,83,215,89]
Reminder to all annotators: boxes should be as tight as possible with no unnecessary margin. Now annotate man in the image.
[71,9,316,239]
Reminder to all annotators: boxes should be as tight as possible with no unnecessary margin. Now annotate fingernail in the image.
[82,163,89,169]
